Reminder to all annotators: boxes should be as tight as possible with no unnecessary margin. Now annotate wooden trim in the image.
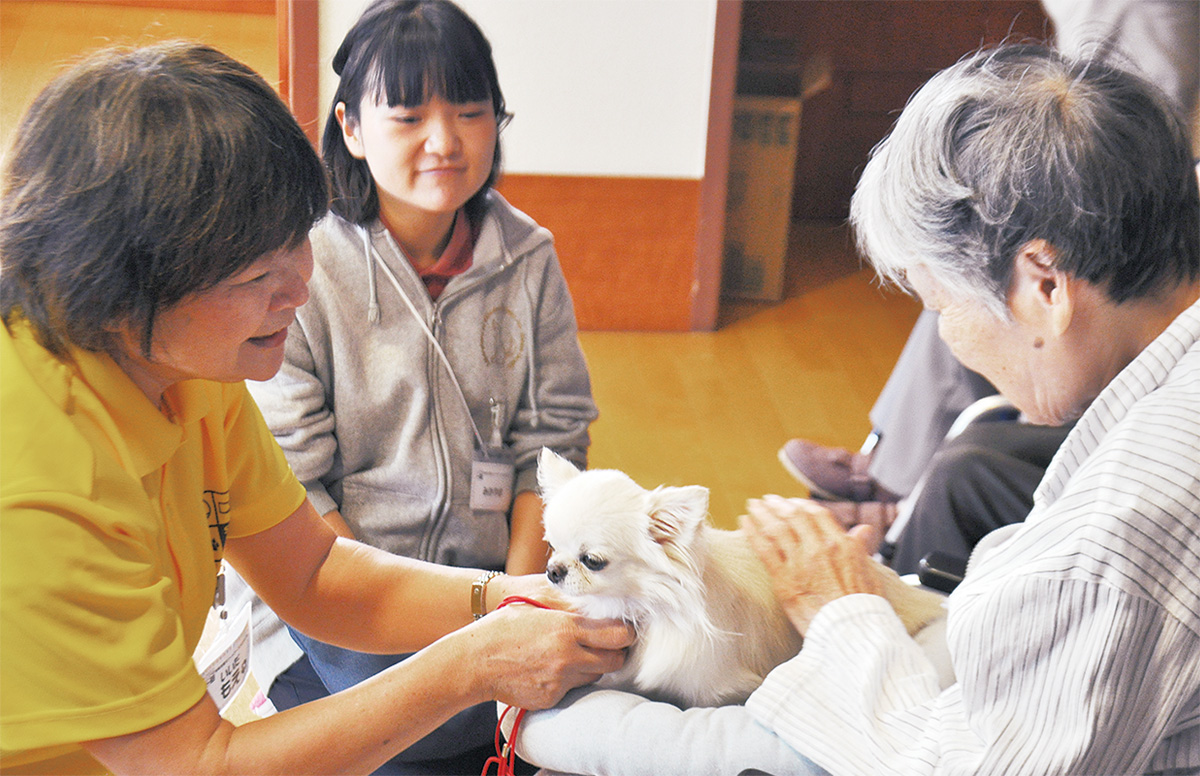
[691,0,742,331]
[277,0,320,146]
[54,0,275,13]
[496,175,703,332]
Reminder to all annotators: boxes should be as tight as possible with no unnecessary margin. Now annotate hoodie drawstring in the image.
[362,228,381,324]
[360,225,488,452]
[521,268,540,429]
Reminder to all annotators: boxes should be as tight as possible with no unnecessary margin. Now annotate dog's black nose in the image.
[546,564,566,585]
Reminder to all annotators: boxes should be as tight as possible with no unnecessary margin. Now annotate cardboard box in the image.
[721,94,803,301]
[722,51,831,302]
[715,53,830,301]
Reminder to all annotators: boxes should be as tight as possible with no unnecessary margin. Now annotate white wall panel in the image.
[318,0,718,179]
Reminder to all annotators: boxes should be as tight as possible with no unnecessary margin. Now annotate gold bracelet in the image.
[471,570,503,620]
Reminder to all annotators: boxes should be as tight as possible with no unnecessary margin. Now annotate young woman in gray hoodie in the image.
[238,1,598,772]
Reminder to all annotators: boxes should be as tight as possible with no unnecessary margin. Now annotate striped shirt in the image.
[748,298,1200,775]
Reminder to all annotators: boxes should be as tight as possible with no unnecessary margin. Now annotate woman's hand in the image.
[466,603,634,710]
[486,570,571,612]
[84,597,633,776]
[741,494,883,635]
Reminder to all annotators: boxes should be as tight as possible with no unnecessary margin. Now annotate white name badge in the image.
[195,602,252,714]
[471,457,515,512]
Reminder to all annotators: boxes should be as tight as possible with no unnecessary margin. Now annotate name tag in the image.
[471,455,514,513]
[194,602,252,714]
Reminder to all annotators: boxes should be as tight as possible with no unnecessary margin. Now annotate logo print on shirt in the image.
[203,489,231,565]
[480,306,525,368]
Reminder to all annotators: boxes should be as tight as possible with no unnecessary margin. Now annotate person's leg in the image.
[887,422,1072,576]
[778,438,900,502]
[267,653,330,712]
[379,742,535,776]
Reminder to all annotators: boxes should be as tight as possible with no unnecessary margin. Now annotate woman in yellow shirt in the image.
[0,42,631,775]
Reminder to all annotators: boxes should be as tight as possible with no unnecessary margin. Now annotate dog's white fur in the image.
[538,448,946,708]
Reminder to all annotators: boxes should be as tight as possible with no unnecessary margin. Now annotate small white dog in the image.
[538,448,945,708]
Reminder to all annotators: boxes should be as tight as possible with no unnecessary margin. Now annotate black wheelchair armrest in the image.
[917,550,968,594]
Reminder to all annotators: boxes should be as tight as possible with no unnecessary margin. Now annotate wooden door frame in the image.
[692,0,741,330]
[277,0,320,146]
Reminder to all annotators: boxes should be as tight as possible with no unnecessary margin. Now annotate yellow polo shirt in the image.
[0,320,306,773]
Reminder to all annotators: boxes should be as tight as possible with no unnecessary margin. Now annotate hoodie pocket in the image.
[338,480,433,558]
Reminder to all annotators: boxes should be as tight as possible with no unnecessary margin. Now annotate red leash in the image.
[480,596,552,776]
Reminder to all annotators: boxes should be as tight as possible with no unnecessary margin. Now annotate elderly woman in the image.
[0,43,631,775]
[513,43,1200,776]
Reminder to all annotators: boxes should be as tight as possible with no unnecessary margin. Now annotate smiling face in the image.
[112,241,313,404]
[338,93,496,234]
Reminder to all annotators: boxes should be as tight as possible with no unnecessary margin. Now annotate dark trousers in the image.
[889,421,1073,576]
[267,652,327,711]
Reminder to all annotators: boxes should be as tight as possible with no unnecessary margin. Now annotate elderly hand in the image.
[741,494,883,635]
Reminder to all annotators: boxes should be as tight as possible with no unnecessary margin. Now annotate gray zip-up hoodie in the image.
[248,191,597,571]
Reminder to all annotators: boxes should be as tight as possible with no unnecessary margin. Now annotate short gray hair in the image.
[850,44,1199,317]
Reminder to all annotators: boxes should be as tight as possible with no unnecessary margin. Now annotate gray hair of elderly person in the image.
[850,43,1200,317]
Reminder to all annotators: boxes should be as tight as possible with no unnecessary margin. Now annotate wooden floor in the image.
[583,223,919,526]
[1,1,922,529]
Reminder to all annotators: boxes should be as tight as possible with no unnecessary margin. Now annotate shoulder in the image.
[1091,333,1200,519]
[480,190,555,258]
[300,213,372,312]
[310,210,359,242]
[308,212,365,268]
[956,315,1200,634]
[1,324,96,498]
[964,426,1200,628]
[182,379,261,431]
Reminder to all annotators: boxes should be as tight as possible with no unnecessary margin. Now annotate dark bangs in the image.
[0,43,328,358]
[364,13,498,112]
[166,59,328,295]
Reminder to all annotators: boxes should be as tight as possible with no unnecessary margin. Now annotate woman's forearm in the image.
[271,535,481,653]
[225,502,477,654]
[226,499,564,657]
[83,628,480,775]
[87,602,629,775]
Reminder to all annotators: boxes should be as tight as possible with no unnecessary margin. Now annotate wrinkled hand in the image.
[468,603,634,711]
[741,494,883,636]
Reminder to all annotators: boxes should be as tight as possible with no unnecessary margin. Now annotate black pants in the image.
[889,421,1073,576]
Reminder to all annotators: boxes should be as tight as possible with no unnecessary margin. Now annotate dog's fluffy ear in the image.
[646,485,709,546]
[537,447,581,501]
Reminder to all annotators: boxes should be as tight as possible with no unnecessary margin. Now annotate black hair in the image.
[322,0,509,224]
[0,42,329,357]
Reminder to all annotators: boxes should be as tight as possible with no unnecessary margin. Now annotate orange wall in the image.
[497,175,703,331]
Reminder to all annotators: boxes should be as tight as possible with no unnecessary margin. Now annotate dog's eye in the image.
[580,553,608,571]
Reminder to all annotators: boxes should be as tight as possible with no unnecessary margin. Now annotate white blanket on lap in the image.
[508,687,827,776]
